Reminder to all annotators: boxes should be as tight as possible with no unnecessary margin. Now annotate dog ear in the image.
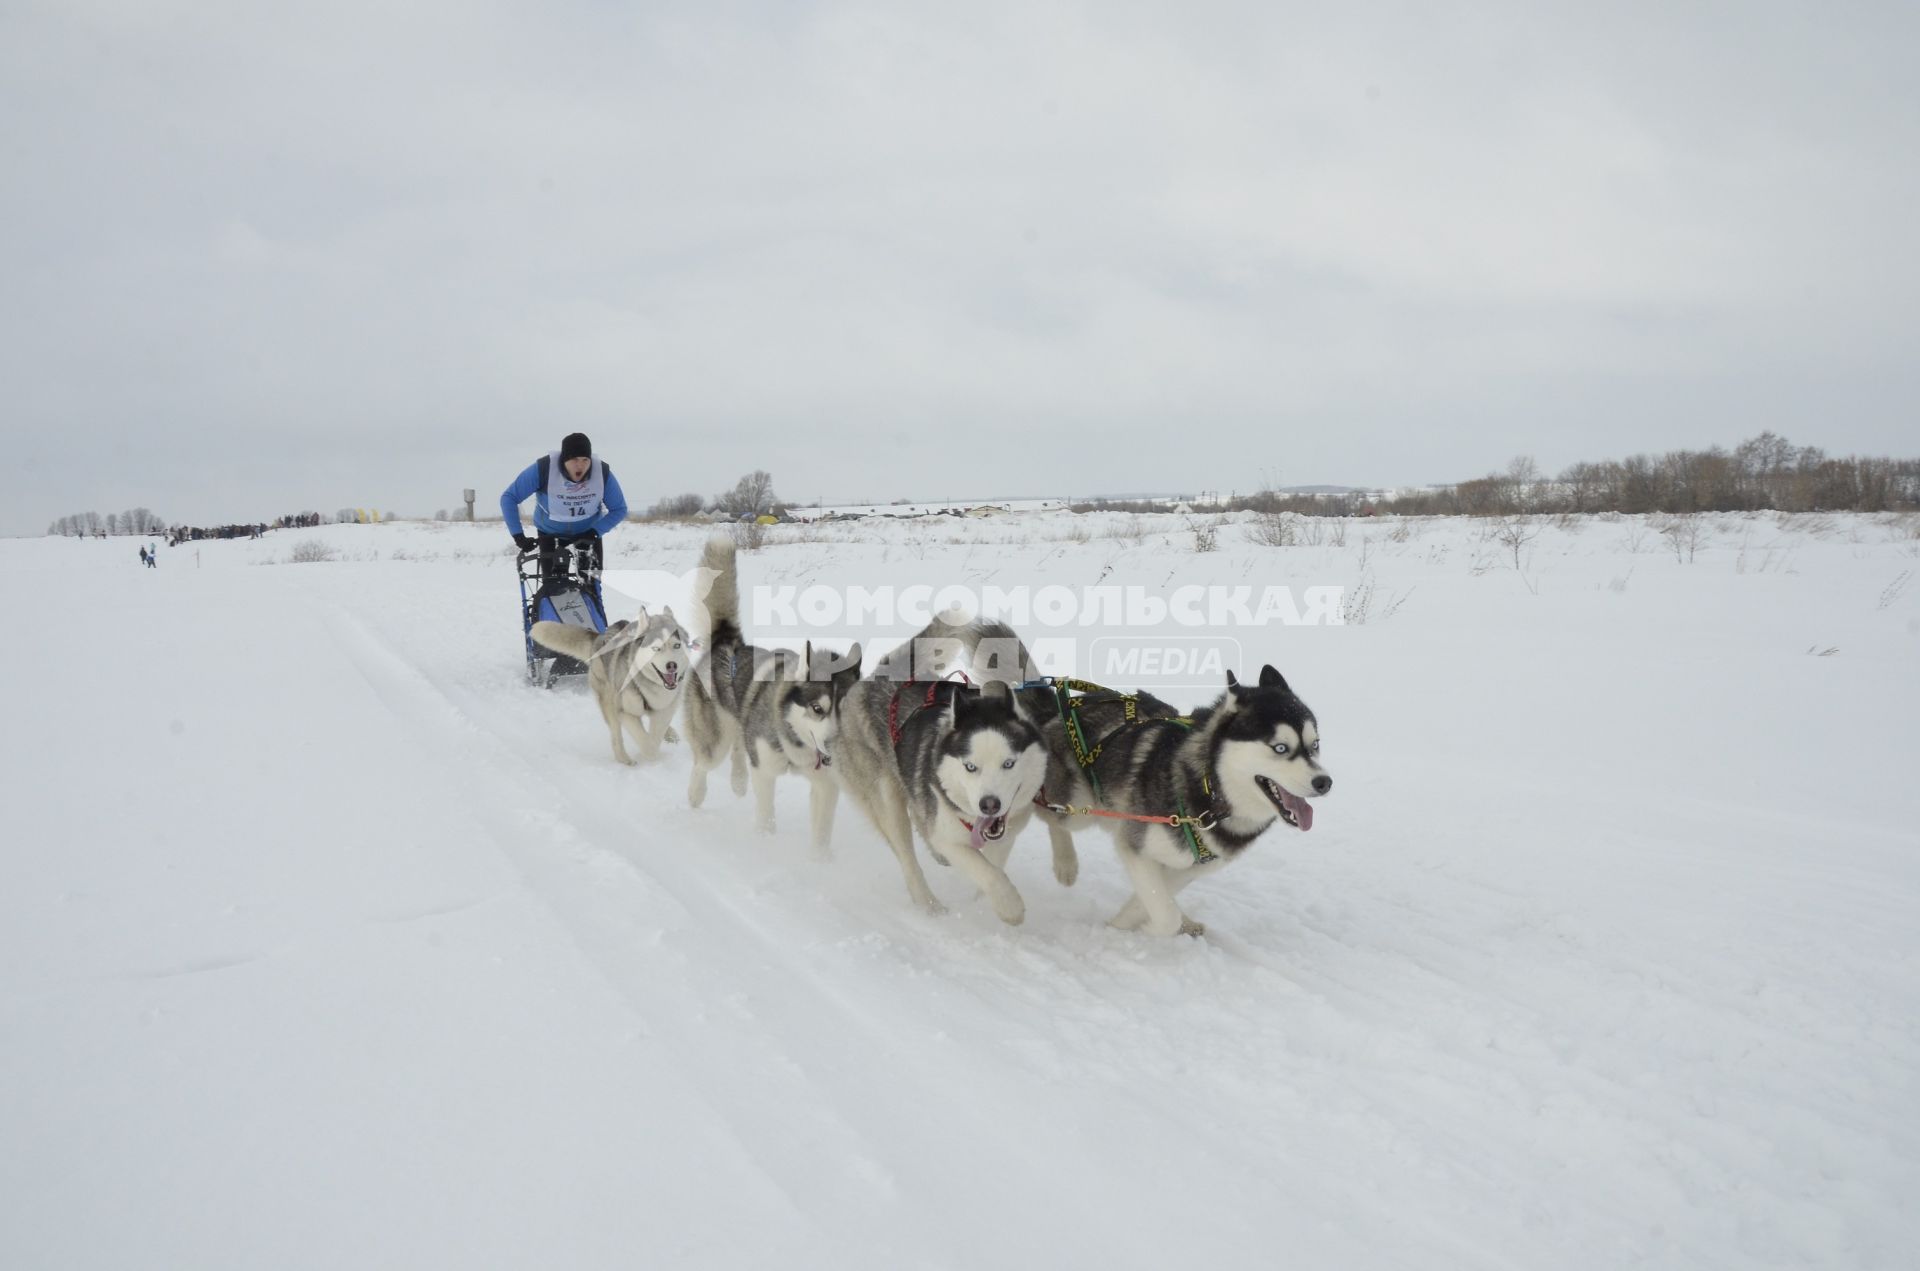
[832,642,863,692]
[661,605,675,622]
[1226,669,1240,689]
[1259,664,1289,692]
[635,603,650,622]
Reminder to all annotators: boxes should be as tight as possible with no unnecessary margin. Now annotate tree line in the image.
[640,470,783,521]
[47,508,166,537]
[1214,432,1919,519]
[1418,432,1920,517]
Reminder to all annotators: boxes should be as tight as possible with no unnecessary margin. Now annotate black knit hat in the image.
[560,432,592,463]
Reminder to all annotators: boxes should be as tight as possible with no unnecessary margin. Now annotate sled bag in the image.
[534,586,607,634]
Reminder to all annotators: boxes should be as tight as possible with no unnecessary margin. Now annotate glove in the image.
[513,534,537,552]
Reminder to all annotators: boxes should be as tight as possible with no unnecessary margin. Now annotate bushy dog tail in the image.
[695,533,742,648]
[530,621,598,661]
[892,613,1040,684]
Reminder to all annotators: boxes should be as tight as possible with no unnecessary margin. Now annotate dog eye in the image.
[1001,758,1016,770]
[964,762,978,774]
[812,704,826,716]
[1272,742,1290,755]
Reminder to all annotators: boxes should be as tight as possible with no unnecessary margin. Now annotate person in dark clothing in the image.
[499,432,628,593]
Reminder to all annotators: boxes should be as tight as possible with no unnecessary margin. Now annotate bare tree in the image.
[1489,515,1539,569]
[1505,455,1543,513]
[715,471,778,519]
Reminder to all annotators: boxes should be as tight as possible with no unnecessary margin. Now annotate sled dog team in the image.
[531,536,1331,938]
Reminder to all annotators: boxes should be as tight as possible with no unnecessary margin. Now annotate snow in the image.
[3,510,1917,1270]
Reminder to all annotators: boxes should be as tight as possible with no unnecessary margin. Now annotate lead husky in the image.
[531,607,691,765]
[830,638,1052,924]
[683,535,862,857]
[1088,665,1331,937]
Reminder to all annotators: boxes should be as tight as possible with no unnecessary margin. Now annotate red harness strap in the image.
[885,671,973,747]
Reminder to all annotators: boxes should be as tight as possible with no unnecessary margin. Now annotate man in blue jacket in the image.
[500,432,628,591]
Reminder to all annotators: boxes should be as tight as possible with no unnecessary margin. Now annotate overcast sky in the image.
[3,0,1916,533]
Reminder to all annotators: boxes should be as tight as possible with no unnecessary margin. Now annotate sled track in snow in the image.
[301,581,1920,1271]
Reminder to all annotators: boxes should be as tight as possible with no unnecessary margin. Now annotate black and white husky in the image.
[683,535,862,857]
[832,673,1052,924]
[1088,666,1331,937]
[530,607,691,766]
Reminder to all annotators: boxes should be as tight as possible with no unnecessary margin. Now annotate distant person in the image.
[500,432,628,590]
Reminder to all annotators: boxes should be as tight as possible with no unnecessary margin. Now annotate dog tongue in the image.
[970,817,991,851]
[1284,789,1314,832]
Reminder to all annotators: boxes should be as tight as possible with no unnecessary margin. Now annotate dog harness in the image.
[884,671,973,748]
[1025,677,1218,863]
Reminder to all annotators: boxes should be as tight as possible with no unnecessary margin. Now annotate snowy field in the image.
[4,508,1917,1271]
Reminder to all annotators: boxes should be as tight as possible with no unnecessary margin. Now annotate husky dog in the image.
[1088,665,1331,937]
[907,617,1184,891]
[683,535,862,856]
[831,642,1052,924]
[531,607,691,766]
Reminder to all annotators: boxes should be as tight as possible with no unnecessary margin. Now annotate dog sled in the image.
[517,540,607,686]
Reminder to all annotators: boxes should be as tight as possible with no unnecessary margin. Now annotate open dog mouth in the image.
[967,814,1008,851]
[659,666,679,689]
[1256,775,1315,831]
[814,749,832,770]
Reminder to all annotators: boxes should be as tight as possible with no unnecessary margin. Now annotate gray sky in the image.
[4,0,1916,533]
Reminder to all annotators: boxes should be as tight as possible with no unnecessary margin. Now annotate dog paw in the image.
[990,887,1026,926]
[1052,851,1079,888]
[1178,918,1208,938]
[928,848,951,868]
[663,726,680,744]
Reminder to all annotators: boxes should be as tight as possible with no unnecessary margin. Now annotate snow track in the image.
[4,517,1916,1270]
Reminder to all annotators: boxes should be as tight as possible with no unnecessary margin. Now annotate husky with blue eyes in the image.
[830,675,1051,925]
[1088,665,1332,938]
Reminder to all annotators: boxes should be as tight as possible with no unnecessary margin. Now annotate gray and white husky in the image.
[531,607,691,766]
[1087,665,1332,937]
[683,535,862,857]
[831,642,1053,925]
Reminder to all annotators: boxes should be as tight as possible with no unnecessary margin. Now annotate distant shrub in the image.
[290,539,336,563]
[1249,510,1295,547]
